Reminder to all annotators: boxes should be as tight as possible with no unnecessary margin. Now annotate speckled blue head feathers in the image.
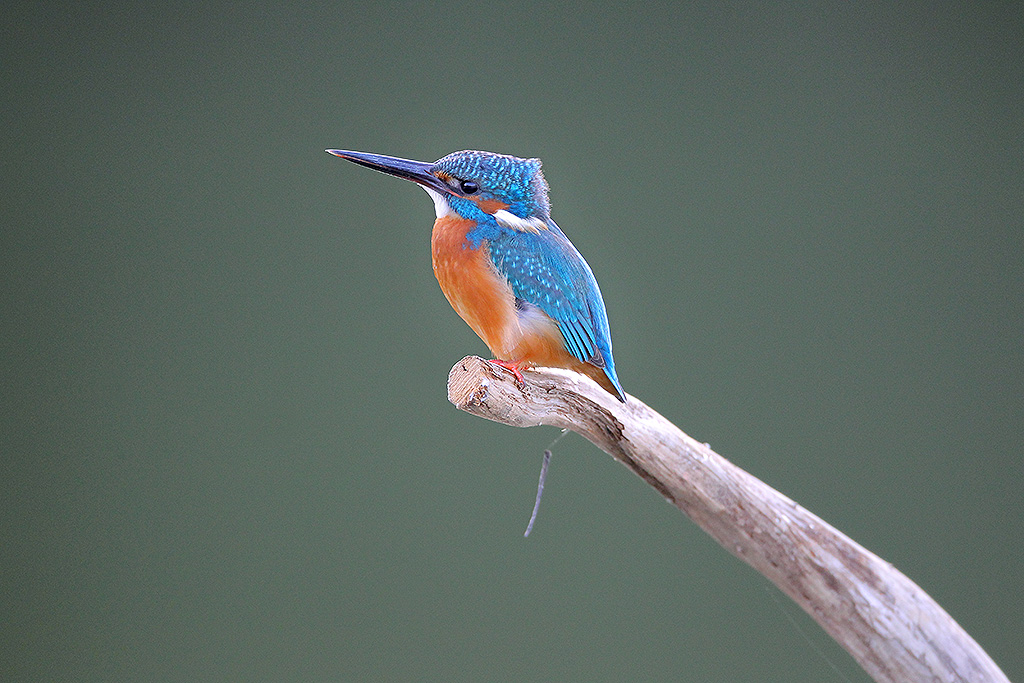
[433,150,551,220]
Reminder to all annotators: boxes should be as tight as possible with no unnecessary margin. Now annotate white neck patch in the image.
[493,209,547,234]
[421,186,453,218]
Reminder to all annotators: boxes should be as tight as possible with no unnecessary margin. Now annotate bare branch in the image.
[447,356,1008,683]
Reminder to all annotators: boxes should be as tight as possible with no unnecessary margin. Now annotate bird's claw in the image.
[488,359,527,388]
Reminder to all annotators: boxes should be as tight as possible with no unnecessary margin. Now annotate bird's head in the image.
[327,149,551,233]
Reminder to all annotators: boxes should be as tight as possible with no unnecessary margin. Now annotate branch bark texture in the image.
[447,355,1007,683]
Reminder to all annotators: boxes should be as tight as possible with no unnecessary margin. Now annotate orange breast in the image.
[431,216,517,357]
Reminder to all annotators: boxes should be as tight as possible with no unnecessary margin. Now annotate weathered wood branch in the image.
[447,355,1008,683]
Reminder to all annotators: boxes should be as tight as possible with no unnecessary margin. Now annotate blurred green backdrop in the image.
[3,2,1021,681]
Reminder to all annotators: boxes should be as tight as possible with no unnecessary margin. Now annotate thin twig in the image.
[524,449,551,537]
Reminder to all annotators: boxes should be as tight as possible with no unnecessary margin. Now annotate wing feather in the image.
[488,226,609,368]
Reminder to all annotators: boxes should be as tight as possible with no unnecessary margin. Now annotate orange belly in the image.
[431,215,618,396]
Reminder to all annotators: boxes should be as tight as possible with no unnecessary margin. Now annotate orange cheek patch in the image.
[474,198,509,214]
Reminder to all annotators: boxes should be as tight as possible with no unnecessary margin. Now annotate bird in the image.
[326,148,626,403]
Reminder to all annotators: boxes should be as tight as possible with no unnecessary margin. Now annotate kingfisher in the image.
[327,149,626,403]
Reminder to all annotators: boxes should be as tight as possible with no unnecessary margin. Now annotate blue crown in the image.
[433,150,551,219]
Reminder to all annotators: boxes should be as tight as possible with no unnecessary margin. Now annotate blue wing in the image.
[487,221,623,396]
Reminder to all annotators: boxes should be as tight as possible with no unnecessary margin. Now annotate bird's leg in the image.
[488,359,528,388]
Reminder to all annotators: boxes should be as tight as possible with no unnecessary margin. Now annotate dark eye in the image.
[459,179,479,194]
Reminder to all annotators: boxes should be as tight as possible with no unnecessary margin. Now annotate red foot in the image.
[488,359,527,387]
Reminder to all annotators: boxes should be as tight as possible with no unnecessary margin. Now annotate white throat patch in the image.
[421,186,453,218]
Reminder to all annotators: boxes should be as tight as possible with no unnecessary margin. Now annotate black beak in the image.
[326,149,452,196]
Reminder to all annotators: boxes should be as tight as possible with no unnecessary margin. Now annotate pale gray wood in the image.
[447,356,1008,683]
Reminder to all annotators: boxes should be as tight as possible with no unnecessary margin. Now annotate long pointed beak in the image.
[326,149,451,195]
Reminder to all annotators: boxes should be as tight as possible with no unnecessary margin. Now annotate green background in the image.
[3,2,1021,681]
